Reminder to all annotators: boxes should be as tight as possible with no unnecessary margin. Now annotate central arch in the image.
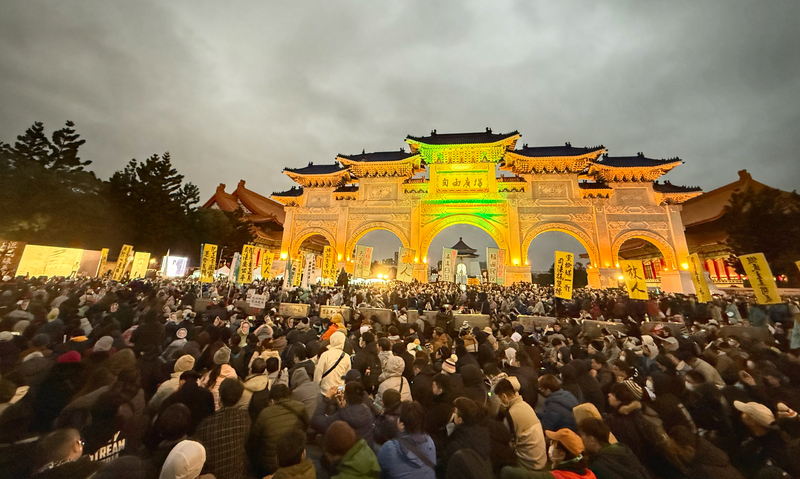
[522,223,600,268]
[345,221,411,260]
[612,230,677,269]
[290,228,337,258]
[419,215,509,262]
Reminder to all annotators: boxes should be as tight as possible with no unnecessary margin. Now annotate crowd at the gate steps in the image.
[1,275,800,479]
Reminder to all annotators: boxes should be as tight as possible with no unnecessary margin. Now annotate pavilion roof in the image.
[502,143,607,174]
[588,153,682,181]
[336,149,424,177]
[337,149,417,162]
[681,169,771,227]
[271,186,304,197]
[284,162,351,187]
[406,129,520,146]
[451,237,478,255]
[578,181,613,198]
[202,180,285,225]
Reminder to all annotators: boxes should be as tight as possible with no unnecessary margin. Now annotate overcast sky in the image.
[2,1,799,264]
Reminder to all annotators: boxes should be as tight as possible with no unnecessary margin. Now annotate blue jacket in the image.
[377,433,436,479]
[539,389,579,432]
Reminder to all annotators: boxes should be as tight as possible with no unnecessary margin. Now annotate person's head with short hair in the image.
[685,369,706,390]
[344,381,365,405]
[590,353,607,371]
[578,418,611,455]
[277,428,306,468]
[453,397,481,427]
[432,373,450,396]
[608,381,639,409]
[34,428,83,471]
[270,384,291,402]
[494,378,518,406]
[391,342,406,356]
[538,374,561,397]
[250,358,267,375]
[378,338,391,352]
[156,403,192,441]
[398,401,427,434]
[266,356,280,374]
[413,358,429,375]
[219,377,244,407]
[361,331,375,345]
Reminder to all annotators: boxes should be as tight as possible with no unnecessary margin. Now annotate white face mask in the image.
[685,381,697,391]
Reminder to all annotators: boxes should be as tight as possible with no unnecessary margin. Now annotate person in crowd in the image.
[271,427,316,479]
[290,366,319,419]
[322,420,381,479]
[249,383,309,477]
[315,331,351,394]
[148,354,195,412]
[668,425,745,479]
[376,355,412,406]
[537,374,578,432]
[30,428,100,479]
[195,378,250,479]
[158,439,213,479]
[312,380,376,448]
[577,417,652,479]
[499,428,596,479]
[494,377,547,471]
[377,401,436,479]
[438,397,491,477]
[158,370,215,434]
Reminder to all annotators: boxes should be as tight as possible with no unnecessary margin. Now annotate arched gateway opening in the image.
[526,231,589,287]
[426,224,499,282]
[613,231,677,289]
[350,229,404,279]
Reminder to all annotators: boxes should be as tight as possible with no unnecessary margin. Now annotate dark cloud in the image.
[2,1,799,263]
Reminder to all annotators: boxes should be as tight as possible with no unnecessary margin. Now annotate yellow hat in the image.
[331,313,343,324]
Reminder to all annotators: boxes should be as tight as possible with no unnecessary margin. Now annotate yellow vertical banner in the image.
[130,252,151,279]
[111,245,133,281]
[326,247,338,283]
[261,249,274,280]
[238,245,254,284]
[740,253,781,305]
[397,247,416,282]
[200,244,218,283]
[687,253,712,303]
[97,248,109,277]
[321,246,335,285]
[554,251,574,300]
[620,260,649,300]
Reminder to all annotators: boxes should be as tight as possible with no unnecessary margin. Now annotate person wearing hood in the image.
[537,374,579,432]
[290,366,319,419]
[460,364,488,406]
[237,357,269,411]
[149,354,195,412]
[312,381,376,447]
[322,313,346,341]
[378,401,436,479]
[559,364,583,404]
[322,420,380,479]
[351,331,382,394]
[578,418,653,479]
[201,346,238,411]
[315,331,351,395]
[377,356,412,406]
[410,359,436,409]
[572,359,605,412]
[669,425,744,479]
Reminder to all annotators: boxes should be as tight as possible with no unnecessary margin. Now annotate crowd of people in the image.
[0,275,799,479]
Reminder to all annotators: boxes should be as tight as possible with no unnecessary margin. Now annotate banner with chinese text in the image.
[496,249,506,285]
[301,253,316,288]
[486,248,499,283]
[441,248,457,282]
[291,258,303,287]
[200,244,217,283]
[353,245,373,279]
[230,253,241,281]
[237,245,255,284]
[553,251,574,300]
[130,252,151,279]
[740,253,781,305]
[111,245,133,281]
[321,246,336,285]
[687,253,712,303]
[397,247,415,282]
[620,260,649,300]
[260,249,274,280]
[97,248,109,278]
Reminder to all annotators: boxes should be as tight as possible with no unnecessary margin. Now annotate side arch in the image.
[611,230,677,269]
[419,215,509,262]
[522,223,600,267]
[345,221,411,259]
[290,228,337,258]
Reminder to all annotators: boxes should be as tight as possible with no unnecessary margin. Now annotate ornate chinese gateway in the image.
[270,129,702,292]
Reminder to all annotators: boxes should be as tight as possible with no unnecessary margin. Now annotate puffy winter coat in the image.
[314,332,351,394]
[377,356,412,406]
[249,398,309,475]
[290,367,319,419]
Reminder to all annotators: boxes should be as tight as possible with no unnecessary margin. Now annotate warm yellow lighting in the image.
[618,275,624,280]
[337,254,342,261]
[513,259,520,265]
[280,253,288,260]
[414,256,419,263]
[615,262,620,268]
[450,164,473,170]
[605,263,610,267]
[423,257,427,264]
[681,263,689,270]
[377,274,383,279]
[525,261,529,266]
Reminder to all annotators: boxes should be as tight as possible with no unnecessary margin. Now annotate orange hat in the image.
[545,428,584,457]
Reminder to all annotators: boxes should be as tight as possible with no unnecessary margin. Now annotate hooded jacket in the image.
[290,367,319,419]
[539,389,578,432]
[314,332,351,394]
[377,356,412,406]
[460,364,488,406]
[377,432,436,479]
[332,438,381,479]
[237,373,269,409]
[202,364,238,411]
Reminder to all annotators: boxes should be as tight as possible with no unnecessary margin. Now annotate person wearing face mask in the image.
[499,428,596,479]
[494,378,547,471]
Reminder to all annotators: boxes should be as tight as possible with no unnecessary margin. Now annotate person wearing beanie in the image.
[314,331,351,395]
[149,354,196,411]
[323,420,380,479]
[201,346,238,411]
[442,354,457,374]
[376,356,412,406]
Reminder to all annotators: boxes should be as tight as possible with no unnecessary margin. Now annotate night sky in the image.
[2,1,798,265]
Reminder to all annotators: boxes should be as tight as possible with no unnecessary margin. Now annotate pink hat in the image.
[57,351,81,363]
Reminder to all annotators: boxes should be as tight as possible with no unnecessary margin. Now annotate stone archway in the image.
[612,230,677,269]
[521,222,600,268]
[345,221,411,260]
[290,228,337,258]
[419,215,509,262]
